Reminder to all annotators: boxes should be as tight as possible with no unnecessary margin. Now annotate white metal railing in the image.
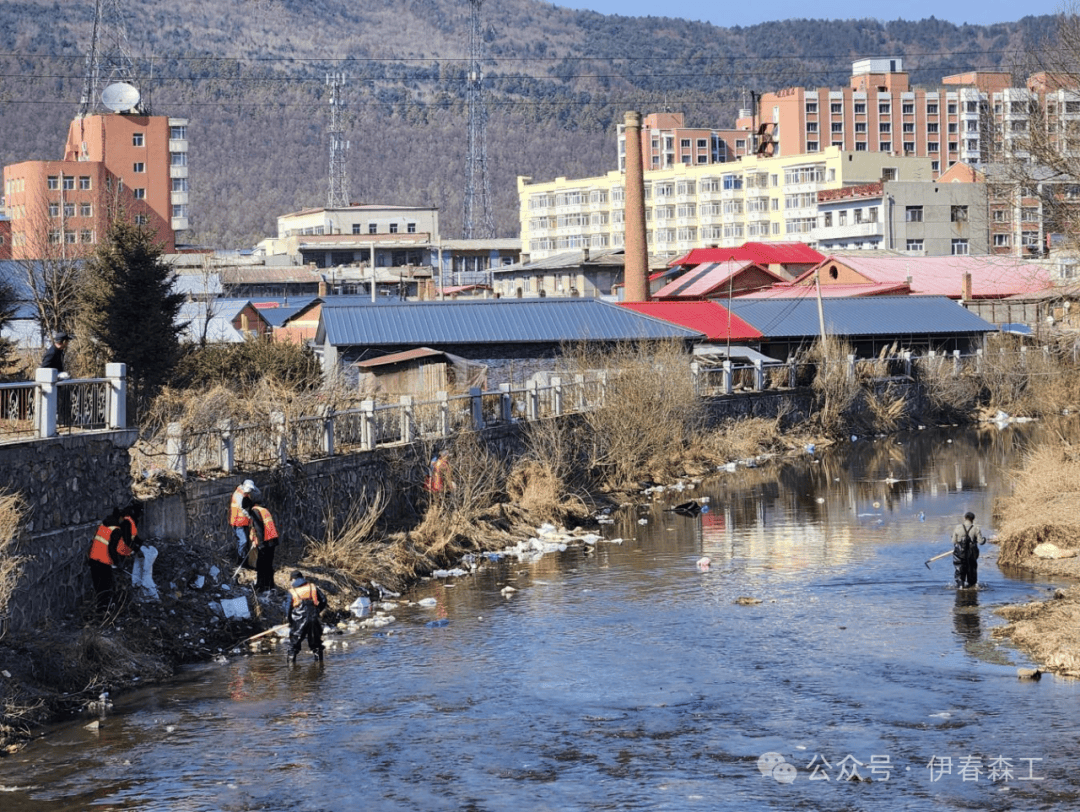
[0,364,127,443]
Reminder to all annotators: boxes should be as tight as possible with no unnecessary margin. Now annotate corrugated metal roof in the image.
[654,261,783,298]
[669,242,824,268]
[726,295,997,338]
[794,255,1052,298]
[497,249,669,273]
[735,282,911,299]
[320,299,704,347]
[619,301,762,341]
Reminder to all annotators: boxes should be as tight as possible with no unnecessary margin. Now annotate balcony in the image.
[169,139,188,153]
[813,221,883,241]
[169,166,188,179]
[171,216,189,231]
[171,191,189,206]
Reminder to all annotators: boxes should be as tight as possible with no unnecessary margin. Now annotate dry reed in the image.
[995,445,1080,566]
[0,491,26,641]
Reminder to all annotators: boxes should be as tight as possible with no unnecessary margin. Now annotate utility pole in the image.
[463,0,496,239]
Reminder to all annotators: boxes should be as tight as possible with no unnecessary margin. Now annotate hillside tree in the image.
[74,217,186,413]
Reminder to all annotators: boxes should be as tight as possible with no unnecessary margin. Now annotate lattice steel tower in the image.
[326,72,351,209]
[78,0,144,117]
[463,0,496,238]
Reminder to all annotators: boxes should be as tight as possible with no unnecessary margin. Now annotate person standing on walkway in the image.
[283,571,326,664]
[87,507,136,611]
[40,331,72,376]
[249,501,279,593]
[229,480,260,565]
[952,511,986,589]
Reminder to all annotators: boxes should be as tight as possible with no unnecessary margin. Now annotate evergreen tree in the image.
[75,219,185,411]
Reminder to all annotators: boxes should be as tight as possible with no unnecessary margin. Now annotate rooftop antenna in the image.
[78,0,144,118]
[463,0,496,239]
[326,72,351,209]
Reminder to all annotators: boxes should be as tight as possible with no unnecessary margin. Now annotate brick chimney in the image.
[962,271,973,301]
[318,279,327,297]
[623,111,649,303]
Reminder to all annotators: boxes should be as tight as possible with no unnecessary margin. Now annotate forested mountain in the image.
[0,0,1060,247]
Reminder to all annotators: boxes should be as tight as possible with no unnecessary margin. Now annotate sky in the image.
[553,0,1065,28]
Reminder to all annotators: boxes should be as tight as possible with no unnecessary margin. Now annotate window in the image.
[48,229,61,244]
[832,122,844,133]
[407,222,416,234]
[680,139,691,148]
[879,103,891,114]
[994,234,1011,247]
[806,122,818,133]
[368,223,377,234]
[838,211,847,225]
[1021,207,1039,222]
[822,211,832,227]
[47,176,59,190]
[171,177,188,192]
[352,223,361,234]
[170,152,187,166]
[951,205,968,222]
[697,155,708,163]
[907,239,924,251]
[770,174,778,187]
[681,155,691,164]
[854,102,866,114]
[882,168,898,181]
[806,102,818,114]
[903,123,915,133]
[48,202,59,217]
[855,141,867,151]
[902,103,914,114]
[80,202,92,217]
[170,125,187,140]
[948,123,958,133]
[880,123,891,133]
[80,229,93,244]
[133,162,145,173]
[928,123,939,133]
[948,103,957,114]
[831,102,843,114]
[928,142,939,153]
[903,142,915,152]
[133,188,146,200]
[879,142,892,151]
[697,138,707,148]
[132,133,144,147]
[63,202,75,217]
[927,103,938,115]
[951,239,969,255]
[79,176,91,190]
[993,209,1010,223]
[389,223,398,234]
[172,204,187,218]
[134,214,149,225]
[906,206,923,222]
[807,141,819,152]
[62,177,74,190]
[855,122,867,133]
[64,231,76,244]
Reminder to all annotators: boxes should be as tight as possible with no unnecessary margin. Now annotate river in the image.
[2,423,1078,811]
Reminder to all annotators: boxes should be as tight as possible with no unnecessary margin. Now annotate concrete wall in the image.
[1,430,138,634]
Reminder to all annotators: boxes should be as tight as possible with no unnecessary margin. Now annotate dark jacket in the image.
[952,521,985,563]
[41,343,64,372]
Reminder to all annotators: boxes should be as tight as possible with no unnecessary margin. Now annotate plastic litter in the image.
[418,597,438,608]
[425,618,449,628]
[219,597,250,620]
[349,596,371,617]
[130,545,159,601]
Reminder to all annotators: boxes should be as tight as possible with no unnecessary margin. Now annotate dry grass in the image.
[571,341,704,490]
[995,445,1080,566]
[0,491,26,641]
[301,486,389,578]
[698,416,787,463]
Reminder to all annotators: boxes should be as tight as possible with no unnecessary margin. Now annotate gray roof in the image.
[726,295,996,338]
[319,298,704,347]
[496,249,669,274]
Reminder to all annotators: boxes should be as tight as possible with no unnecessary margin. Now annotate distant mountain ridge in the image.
[0,0,1058,246]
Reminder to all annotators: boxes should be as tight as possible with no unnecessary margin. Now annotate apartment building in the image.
[2,113,189,259]
[519,147,933,261]
[815,180,990,256]
[615,112,755,172]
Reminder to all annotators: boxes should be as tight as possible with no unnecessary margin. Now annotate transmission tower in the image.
[463,0,495,239]
[78,0,143,117]
[326,72,351,209]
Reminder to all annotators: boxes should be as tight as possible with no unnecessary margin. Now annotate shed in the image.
[355,347,488,396]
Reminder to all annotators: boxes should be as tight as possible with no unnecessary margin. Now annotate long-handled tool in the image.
[240,623,288,645]
[925,549,953,569]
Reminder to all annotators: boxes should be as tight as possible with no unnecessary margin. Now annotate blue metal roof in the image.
[320,298,703,347]
[726,295,996,338]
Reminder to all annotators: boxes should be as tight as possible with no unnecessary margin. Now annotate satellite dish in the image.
[101,82,141,113]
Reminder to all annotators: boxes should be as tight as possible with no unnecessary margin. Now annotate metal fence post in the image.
[952,350,961,378]
[722,361,732,395]
[34,367,58,438]
[437,391,450,437]
[218,418,235,473]
[499,383,513,422]
[753,359,764,391]
[360,400,375,450]
[788,356,796,389]
[470,386,484,430]
[552,376,563,416]
[167,421,186,478]
[400,395,414,442]
[105,362,126,429]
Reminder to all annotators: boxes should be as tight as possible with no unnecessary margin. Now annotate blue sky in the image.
[553,0,1063,28]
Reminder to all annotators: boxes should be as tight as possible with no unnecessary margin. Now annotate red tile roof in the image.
[619,301,762,341]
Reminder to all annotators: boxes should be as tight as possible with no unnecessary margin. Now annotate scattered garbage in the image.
[349,596,371,617]
[425,618,450,628]
[417,597,438,608]
[219,597,250,620]
[696,557,711,570]
[131,545,159,601]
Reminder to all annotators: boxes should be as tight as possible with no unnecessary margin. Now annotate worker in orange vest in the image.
[283,570,327,664]
[249,501,279,593]
[87,507,137,611]
[424,449,454,496]
[229,479,260,565]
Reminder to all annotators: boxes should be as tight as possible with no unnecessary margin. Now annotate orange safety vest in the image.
[289,582,319,608]
[89,524,132,566]
[429,457,451,493]
[230,487,250,527]
[251,505,278,545]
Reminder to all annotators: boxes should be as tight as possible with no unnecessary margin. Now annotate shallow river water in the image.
[3,423,1080,811]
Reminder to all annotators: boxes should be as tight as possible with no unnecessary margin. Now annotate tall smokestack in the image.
[623,111,649,303]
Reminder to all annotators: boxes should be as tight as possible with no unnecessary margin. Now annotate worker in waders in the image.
[87,507,137,612]
[229,479,260,566]
[249,501,279,593]
[952,511,986,589]
[284,571,326,664]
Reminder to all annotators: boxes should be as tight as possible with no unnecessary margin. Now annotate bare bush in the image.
[0,491,26,640]
[508,416,591,523]
[302,486,389,578]
[807,336,861,435]
[570,341,703,490]
[698,416,787,463]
